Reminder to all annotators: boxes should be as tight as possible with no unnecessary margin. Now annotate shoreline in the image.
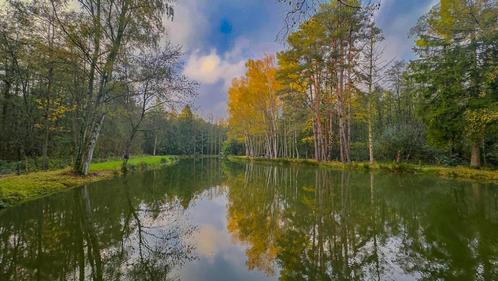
[227,156,498,182]
[3,155,496,209]
[0,156,179,208]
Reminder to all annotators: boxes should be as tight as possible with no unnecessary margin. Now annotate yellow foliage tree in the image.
[227,55,282,158]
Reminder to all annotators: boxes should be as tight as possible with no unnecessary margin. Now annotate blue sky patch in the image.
[219,18,233,34]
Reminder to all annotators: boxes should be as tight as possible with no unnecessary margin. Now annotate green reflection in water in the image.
[0,159,497,281]
[224,161,498,281]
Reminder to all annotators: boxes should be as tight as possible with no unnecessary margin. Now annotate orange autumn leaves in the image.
[227,55,282,157]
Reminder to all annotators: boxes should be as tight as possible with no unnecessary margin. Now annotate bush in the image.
[376,123,428,162]
[0,160,16,175]
[222,140,244,156]
[0,199,9,209]
[379,162,415,173]
[485,142,498,167]
[0,158,73,175]
[433,152,465,166]
[351,142,368,161]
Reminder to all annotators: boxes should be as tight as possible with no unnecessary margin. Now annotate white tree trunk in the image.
[80,114,105,175]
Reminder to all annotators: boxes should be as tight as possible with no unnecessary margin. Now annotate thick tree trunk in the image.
[470,142,481,168]
[80,114,105,175]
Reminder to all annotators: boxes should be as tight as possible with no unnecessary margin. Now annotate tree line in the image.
[227,0,498,168]
[0,0,225,174]
[144,105,227,157]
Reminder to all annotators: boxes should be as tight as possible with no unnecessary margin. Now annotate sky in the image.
[166,0,438,119]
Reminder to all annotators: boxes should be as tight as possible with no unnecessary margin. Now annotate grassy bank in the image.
[228,156,498,182]
[0,156,177,208]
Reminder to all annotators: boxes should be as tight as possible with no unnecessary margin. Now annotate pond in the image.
[0,159,497,280]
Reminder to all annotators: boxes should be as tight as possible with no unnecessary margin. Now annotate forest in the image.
[0,0,225,175]
[227,0,498,168]
[0,0,497,175]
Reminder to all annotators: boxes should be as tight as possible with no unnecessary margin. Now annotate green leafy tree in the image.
[411,0,498,167]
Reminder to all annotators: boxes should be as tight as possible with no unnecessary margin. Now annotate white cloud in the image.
[165,0,210,51]
[162,0,284,118]
[184,49,246,86]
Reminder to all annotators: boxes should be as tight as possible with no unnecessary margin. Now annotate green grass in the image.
[90,155,175,171]
[415,165,498,181]
[0,156,176,208]
[228,156,498,182]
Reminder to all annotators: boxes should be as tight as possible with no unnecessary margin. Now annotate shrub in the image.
[0,200,9,209]
[485,142,498,166]
[379,162,415,173]
[376,123,429,162]
[222,139,244,156]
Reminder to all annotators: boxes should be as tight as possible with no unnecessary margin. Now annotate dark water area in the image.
[0,159,497,281]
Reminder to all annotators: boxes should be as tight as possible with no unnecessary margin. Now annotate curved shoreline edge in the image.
[0,156,179,209]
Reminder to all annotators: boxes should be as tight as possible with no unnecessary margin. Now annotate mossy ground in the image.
[0,156,176,208]
[228,156,498,182]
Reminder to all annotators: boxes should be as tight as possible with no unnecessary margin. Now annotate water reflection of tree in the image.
[0,159,224,281]
[227,162,284,276]
[225,163,498,280]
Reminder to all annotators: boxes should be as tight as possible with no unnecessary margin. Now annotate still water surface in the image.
[0,159,497,280]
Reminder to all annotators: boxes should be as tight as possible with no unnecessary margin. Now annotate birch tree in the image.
[50,0,174,174]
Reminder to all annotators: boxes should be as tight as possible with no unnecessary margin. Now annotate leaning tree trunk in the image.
[80,114,106,175]
[470,142,481,168]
